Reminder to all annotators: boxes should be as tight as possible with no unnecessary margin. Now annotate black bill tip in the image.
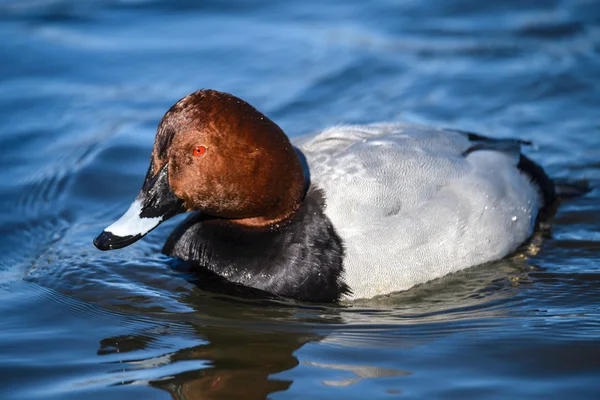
[93,231,142,251]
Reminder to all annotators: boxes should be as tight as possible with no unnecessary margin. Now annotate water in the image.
[1,0,599,398]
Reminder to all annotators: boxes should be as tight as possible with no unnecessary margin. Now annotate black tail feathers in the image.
[518,155,591,220]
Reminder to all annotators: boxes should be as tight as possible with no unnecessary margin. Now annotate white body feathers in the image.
[294,123,541,300]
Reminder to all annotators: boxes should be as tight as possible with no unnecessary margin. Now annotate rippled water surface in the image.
[1,0,599,398]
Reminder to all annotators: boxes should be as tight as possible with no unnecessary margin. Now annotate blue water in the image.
[1,0,599,398]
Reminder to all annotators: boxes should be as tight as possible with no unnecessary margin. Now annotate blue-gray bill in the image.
[93,164,184,251]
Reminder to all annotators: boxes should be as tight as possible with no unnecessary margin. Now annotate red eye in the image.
[192,146,206,157]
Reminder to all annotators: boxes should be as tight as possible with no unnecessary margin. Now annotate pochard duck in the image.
[94,89,558,302]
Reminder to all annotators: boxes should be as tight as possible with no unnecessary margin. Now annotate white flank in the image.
[105,199,163,237]
[295,123,541,300]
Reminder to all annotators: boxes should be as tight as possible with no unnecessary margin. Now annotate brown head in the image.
[94,89,306,250]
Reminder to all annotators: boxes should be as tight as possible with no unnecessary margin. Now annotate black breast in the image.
[162,187,349,302]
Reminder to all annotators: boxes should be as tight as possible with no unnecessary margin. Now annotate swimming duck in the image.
[94,89,557,302]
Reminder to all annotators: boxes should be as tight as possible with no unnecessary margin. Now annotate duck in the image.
[94,88,559,302]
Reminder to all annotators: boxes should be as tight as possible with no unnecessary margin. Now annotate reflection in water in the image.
[151,330,308,399]
[303,362,410,387]
[98,321,317,399]
[87,254,541,399]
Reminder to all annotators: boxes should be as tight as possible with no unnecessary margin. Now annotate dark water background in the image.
[1,0,599,399]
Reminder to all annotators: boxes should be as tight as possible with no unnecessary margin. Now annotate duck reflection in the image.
[152,330,312,399]
[96,268,330,400]
[98,320,318,399]
[94,252,538,399]
[96,318,414,399]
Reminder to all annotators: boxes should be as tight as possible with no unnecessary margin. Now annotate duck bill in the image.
[93,163,185,251]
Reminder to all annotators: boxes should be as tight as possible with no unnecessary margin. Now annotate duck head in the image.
[94,89,306,250]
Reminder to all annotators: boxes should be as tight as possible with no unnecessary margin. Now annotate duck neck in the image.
[231,149,307,230]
